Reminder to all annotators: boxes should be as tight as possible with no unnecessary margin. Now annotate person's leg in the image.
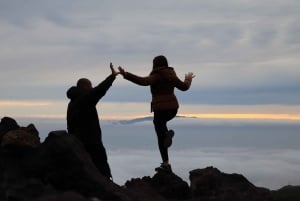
[153,111,169,163]
[153,109,177,170]
[162,109,177,148]
[85,143,112,180]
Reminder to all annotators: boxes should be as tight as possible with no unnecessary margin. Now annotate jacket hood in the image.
[67,86,82,100]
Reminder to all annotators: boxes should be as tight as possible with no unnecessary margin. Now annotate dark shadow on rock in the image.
[28,131,133,201]
[0,128,133,201]
[125,170,190,201]
[125,177,167,201]
[33,191,90,201]
[272,185,300,201]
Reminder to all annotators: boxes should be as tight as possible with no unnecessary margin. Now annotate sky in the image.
[1,0,300,120]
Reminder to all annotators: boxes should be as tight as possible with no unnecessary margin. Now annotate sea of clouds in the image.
[18,117,300,190]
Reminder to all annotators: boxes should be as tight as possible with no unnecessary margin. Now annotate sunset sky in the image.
[1,0,300,122]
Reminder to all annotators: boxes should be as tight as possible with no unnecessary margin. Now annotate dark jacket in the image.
[66,74,115,144]
[123,67,191,112]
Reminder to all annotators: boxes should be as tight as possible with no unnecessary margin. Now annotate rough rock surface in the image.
[0,128,132,201]
[1,123,40,148]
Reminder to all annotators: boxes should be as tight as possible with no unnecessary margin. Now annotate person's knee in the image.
[153,119,161,131]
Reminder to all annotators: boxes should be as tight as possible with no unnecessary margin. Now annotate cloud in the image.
[0,0,300,108]
[107,148,300,190]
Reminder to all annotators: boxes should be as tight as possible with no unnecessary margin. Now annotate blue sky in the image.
[1,0,300,120]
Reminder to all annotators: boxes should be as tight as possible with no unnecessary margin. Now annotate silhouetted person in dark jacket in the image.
[66,63,119,180]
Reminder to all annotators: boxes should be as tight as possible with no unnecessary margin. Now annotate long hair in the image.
[153,55,168,69]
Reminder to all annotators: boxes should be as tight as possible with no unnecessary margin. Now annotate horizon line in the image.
[6,113,300,121]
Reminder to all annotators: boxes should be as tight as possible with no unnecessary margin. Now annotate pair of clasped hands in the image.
[109,62,195,80]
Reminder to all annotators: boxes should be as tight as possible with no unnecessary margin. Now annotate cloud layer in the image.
[108,148,300,190]
[1,0,300,107]
[12,116,300,190]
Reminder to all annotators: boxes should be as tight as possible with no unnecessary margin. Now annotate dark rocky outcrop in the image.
[272,185,300,201]
[0,130,132,201]
[125,170,190,201]
[0,117,20,145]
[189,167,273,201]
[0,117,294,201]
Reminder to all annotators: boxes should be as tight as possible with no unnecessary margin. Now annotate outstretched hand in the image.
[110,62,120,76]
[185,72,195,80]
[118,66,126,76]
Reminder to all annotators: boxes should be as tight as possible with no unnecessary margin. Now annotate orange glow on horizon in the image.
[0,100,51,107]
[180,113,300,121]
[1,100,300,121]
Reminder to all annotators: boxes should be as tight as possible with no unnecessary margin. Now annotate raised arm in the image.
[172,70,195,91]
[118,66,158,86]
[88,63,119,105]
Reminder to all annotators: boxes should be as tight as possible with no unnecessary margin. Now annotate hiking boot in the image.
[164,130,175,148]
[155,163,172,173]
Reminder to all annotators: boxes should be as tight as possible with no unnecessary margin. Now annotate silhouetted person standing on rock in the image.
[66,63,119,180]
[118,55,195,172]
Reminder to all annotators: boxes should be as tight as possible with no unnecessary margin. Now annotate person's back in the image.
[150,67,175,95]
[149,66,191,112]
[67,86,102,144]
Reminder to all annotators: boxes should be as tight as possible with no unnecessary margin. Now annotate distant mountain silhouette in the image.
[118,116,153,124]
[117,115,197,125]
